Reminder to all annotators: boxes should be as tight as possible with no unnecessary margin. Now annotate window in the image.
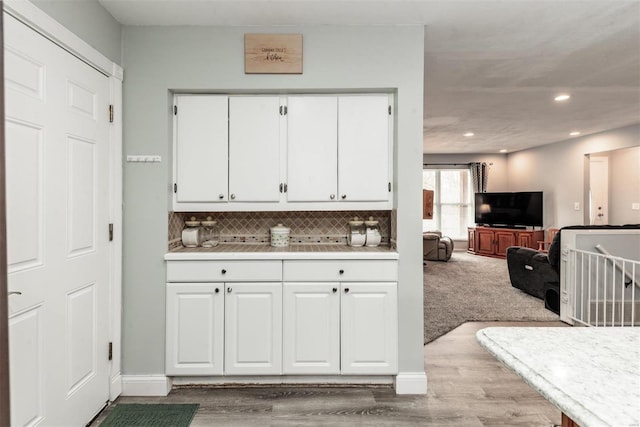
[423,169,473,239]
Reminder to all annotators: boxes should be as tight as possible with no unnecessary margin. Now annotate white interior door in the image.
[590,156,609,225]
[5,13,110,426]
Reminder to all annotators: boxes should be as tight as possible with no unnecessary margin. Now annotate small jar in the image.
[347,217,366,247]
[364,216,381,247]
[201,216,219,248]
[182,216,203,247]
[270,223,291,247]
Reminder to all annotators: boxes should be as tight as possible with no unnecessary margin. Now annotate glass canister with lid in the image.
[201,216,220,247]
[364,216,382,247]
[182,216,203,247]
[347,217,366,247]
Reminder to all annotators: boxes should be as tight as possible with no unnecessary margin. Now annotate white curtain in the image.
[470,162,488,193]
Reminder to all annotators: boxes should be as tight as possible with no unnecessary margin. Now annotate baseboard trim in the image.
[171,375,394,387]
[395,372,428,394]
[109,373,122,401]
[121,375,173,396]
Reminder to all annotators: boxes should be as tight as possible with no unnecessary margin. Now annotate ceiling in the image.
[99,0,640,154]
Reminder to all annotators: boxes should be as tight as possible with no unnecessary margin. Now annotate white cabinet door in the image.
[229,96,282,202]
[287,96,338,202]
[166,283,224,375]
[341,282,398,375]
[338,95,390,202]
[225,283,282,375]
[174,95,228,203]
[283,283,340,374]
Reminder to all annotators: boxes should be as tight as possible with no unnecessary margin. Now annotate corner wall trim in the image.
[121,375,173,397]
[395,372,428,395]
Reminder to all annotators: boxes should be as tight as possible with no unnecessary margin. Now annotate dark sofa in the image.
[506,224,640,314]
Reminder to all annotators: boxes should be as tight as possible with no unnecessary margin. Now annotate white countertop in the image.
[165,244,399,261]
[476,327,640,427]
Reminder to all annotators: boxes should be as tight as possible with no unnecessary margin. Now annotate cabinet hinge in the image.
[108,342,113,361]
[279,105,288,116]
[174,183,177,193]
[388,105,392,115]
[174,105,177,115]
[388,182,391,192]
[109,105,114,123]
[108,224,113,242]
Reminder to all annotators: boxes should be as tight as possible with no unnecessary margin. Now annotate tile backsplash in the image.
[169,211,392,249]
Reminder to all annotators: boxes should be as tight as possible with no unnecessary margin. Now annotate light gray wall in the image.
[29,0,122,64]
[121,26,425,376]
[507,124,640,228]
[422,153,508,191]
[609,146,640,224]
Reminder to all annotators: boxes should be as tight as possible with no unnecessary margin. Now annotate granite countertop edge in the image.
[165,244,399,260]
[476,327,640,427]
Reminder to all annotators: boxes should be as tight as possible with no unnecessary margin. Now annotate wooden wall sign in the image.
[244,34,303,74]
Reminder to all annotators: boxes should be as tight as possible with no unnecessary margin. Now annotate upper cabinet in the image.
[174,95,228,204]
[228,96,283,203]
[287,96,338,202]
[172,93,393,211]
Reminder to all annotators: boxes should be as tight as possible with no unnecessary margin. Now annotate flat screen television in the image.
[474,191,543,227]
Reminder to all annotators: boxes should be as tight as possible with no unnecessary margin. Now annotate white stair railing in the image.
[566,248,639,327]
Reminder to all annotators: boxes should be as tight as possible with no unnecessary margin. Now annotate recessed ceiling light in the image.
[569,131,581,136]
[554,94,571,101]
[463,132,474,137]
[499,149,507,153]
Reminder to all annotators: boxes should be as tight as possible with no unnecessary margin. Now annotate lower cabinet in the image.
[283,283,340,374]
[225,283,282,375]
[165,259,398,377]
[282,281,397,375]
[468,227,544,258]
[165,283,224,375]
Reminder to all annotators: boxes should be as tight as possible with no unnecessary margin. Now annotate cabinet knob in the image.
[8,291,22,296]
[341,194,347,199]
[330,194,335,200]
[339,269,344,275]
[344,287,350,293]
[215,288,219,293]
[230,194,236,200]
[332,287,337,293]
[227,287,232,293]
[218,194,224,200]
[221,269,227,275]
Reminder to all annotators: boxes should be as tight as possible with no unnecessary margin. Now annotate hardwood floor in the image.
[94,321,565,426]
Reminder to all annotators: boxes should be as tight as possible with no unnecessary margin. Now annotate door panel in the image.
[589,156,609,225]
[341,283,397,374]
[229,96,281,202]
[5,13,111,426]
[338,95,390,202]
[225,283,282,375]
[283,283,340,374]
[495,231,516,257]
[287,96,338,202]
[166,284,224,375]
[175,95,228,203]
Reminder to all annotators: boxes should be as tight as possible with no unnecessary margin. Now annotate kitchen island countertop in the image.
[477,326,640,427]
[165,244,399,260]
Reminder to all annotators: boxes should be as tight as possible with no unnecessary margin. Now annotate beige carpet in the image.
[424,251,559,344]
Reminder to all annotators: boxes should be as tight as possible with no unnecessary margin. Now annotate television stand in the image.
[467,226,544,259]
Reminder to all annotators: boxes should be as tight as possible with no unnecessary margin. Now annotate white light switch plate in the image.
[632,203,640,211]
[574,202,580,211]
